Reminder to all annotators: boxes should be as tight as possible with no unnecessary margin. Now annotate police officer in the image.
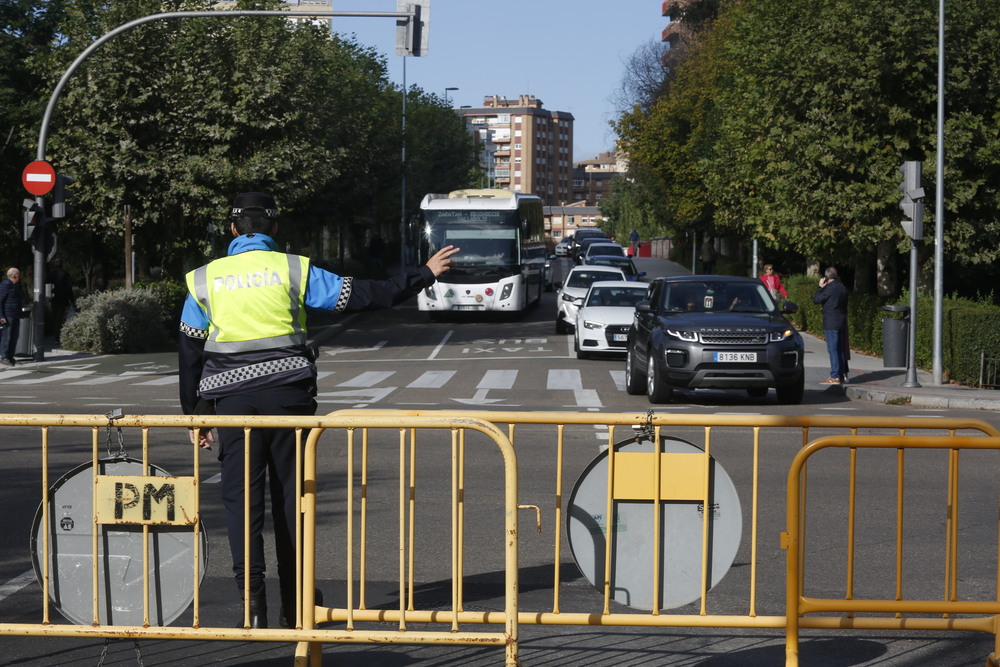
[178,192,458,628]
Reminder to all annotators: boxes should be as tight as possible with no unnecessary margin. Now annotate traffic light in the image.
[22,198,42,242]
[395,0,429,57]
[51,173,75,218]
[898,161,924,240]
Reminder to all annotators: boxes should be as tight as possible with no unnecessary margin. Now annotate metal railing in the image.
[2,411,1000,666]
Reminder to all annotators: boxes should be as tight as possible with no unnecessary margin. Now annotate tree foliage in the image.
[615,0,1000,296]
[17,0,476,286]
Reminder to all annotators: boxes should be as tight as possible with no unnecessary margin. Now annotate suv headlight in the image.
[666,329,697,342]
[769,328,794,342]
[562,293,580,303]
[582,320,604,330]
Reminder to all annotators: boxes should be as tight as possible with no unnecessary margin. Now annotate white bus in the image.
[415,189,546,314]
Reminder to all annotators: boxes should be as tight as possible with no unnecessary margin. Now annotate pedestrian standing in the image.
[813,266,849,384]
[700,238,716,274]
[759,264,788,301]
[0,268,23,366]
[178,192,459,629]
[628,229,640,257]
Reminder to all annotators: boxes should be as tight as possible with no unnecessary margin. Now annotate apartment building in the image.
[544,202,607,246]
[571,151,629,205]
[457,95,574,206]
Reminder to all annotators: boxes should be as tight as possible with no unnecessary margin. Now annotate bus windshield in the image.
[424,210,520,279]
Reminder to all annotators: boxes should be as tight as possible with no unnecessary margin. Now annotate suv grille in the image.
[699,333,767,345]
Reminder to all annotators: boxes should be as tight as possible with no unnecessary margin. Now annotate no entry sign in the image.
[22,160,56,196]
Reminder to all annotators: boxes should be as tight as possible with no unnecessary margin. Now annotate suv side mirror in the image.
[635,300,652,313]
[782,301,799,314]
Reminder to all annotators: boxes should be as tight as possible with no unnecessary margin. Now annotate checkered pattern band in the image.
[180,322,208,340]
[334,277,352,312]
[198,356,312,393]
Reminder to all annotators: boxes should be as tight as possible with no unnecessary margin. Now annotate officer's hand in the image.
[189,427,215,450]
[426,245,460,277]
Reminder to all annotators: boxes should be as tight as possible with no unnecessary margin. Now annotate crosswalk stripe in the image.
[478,369,517,390]
[68,376,133,385]
[408,370,457,389]
[132,376,178,386]
[547,369,582,390]
[337,371,395,388]
[8,370,94,384]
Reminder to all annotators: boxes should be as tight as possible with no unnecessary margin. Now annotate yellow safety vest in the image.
[186,250,309,353]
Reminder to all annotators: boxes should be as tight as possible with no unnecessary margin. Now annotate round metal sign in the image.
[22,160,56,196]
[30,457,209,626]
[567,436,742,611]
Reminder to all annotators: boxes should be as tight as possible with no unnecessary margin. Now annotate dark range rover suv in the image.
[625,275,805,404]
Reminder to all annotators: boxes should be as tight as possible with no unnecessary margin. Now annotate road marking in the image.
[320,341,387,357]
[337,371,395,388]
[316,387,397,404]
[408,370,457,388]
[8,370,94,384]
[0,570,35,603]
[0,370,35,379]
[609,370,626,392]
[68,376,132,385]
[132,376,178,386]
[547,369,582,390]
[572,389,602,408]
[427,330,453,360]
[478,369,517,390]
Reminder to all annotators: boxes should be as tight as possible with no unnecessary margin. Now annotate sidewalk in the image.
[800,330,1000,411]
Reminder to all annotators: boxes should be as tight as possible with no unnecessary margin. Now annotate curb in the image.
[845,385,1000,411]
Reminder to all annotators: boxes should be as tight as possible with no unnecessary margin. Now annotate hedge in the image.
[785,274,1000,387]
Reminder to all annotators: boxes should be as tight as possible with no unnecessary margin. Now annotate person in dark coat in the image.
[0,268,23,366]
[813,266,849,384]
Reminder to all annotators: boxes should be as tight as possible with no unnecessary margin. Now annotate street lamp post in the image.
[444,86,458,106]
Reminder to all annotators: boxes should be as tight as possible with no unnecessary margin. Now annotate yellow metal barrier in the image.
[2,411,1000,665]
[0,413,520,667]
[784,434,1000,667]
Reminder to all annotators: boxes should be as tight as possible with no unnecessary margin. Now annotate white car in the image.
[554,237,574,257]
[574,281,650,359]
[555,265,626,334]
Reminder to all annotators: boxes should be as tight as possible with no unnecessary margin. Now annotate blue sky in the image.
[329,0,665,161]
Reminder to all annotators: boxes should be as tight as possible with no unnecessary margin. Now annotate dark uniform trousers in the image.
[214,382,317,614]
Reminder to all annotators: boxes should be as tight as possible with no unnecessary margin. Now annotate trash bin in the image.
[881,304,909,368]
[14,306,32,358]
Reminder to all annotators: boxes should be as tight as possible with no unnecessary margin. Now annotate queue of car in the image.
[551,258,805,405]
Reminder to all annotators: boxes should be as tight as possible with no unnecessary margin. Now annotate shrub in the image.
[60,287,172,353]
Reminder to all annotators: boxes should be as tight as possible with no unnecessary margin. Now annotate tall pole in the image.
[903,239,921,388]
[932,0,945,384]
[444,86,457,105]
[400,56,407,271]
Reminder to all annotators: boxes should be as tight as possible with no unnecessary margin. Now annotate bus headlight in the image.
[424,285,436,300]
[500,283,513,300]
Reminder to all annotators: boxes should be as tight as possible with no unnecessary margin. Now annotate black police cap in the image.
[230,192,278,218]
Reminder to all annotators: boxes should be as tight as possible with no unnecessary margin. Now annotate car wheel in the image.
[625,347,645,395]
[746,387,768,399]
[776,371,805,405]
[574,338,588,360]
[646,351,673,404]
[555,315,568,335]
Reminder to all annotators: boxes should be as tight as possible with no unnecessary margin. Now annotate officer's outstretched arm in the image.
[425,245,460,277]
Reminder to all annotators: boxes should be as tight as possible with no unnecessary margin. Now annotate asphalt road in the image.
[1,257,999,666]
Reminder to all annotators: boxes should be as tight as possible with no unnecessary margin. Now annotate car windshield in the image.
[587,244,625,258]
[586,285,648,307]
[660,280,775,314]
[590,257,637,275]
[567,270,621,288]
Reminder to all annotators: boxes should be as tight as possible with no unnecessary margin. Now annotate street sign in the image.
[22,160,57,196]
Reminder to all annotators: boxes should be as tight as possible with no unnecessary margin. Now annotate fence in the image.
[1,411,999,666]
